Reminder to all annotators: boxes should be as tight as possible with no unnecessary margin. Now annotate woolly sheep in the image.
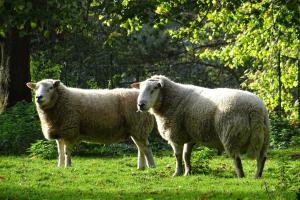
[27,79,156,169]
[132,75,269,178]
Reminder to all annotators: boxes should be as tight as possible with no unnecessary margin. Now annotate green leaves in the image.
[153,0,299,121]
[30,21,37,29]
[120,16,143,34]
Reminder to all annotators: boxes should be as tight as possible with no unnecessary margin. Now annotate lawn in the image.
[0,148,299,200]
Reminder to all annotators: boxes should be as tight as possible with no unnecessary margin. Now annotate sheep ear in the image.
[131,82,140,89]
[26,82,36,90]
[158,79,164,88]
[53,80,60,88]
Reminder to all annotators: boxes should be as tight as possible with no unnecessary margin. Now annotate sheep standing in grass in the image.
[27,79,155,169]
[132,75,269,178]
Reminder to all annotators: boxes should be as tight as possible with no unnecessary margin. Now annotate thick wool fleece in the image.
[37,83,154,146]
[149,75,269,158]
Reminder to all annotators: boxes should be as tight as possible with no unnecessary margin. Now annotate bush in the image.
[27,139,141,159]
[27,129,168,159]
[28,140,57,159]
[269,112,300,149]
[75,142,137,157]
[0,101,42,155]
[191,147,216,175]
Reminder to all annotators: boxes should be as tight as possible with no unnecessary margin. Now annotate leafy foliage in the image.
[27,139,142,159]
[0,101,42,155]
[1,0,300,156]
[191,147,217,175]
[263,154,300,199]
[28,140,57,159]
[269,112,300,149]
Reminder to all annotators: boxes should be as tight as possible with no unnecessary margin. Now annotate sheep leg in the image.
[137,150,147,170]
[131,137,155,169]
[255,152,267,178]
[131,137,146,169]
[56,139,65,167]
[64,144,73,168]
[170,142,184,176]
[143,139,156,168]
[233,156,245,178]
[183,142,195,176]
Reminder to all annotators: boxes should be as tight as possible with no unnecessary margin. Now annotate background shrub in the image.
[27,140,141,159]
[191,147,217,175]
[0,101,42,155]
[1,101,299,158]
[27,140,57,159]
[269,112,300,149]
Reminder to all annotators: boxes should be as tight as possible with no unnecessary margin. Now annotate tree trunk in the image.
[0,28,31,112]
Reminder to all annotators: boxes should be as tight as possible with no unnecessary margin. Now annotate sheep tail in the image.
[246,111,270,159]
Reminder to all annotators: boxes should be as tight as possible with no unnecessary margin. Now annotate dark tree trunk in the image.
[0,28,31,112]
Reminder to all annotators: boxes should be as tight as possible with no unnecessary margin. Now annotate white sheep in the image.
[132,75,269,178]
[27,79,156,169]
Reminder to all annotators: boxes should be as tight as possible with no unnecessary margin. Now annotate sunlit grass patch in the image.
[0,148,299,200]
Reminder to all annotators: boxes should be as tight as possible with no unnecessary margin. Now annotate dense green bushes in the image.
[0,101,42,155]
[1,101,299,158]
[269,112,300,149]
[27,134,168,159]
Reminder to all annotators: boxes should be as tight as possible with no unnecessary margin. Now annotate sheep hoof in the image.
[237,174,245,178]
[137,167,146,170]
[172,172,182,176]
[184,171,191,176]
[255,175,262,179]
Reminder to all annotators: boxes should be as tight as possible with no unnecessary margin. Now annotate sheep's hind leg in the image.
[131,137,155,169]
[183,142,195,176]
[233,155,245,178]
[255,152,267,179]
[56,139,65,167]
[170,142,184,176]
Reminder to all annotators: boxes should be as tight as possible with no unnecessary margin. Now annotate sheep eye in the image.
[47,86,53,92]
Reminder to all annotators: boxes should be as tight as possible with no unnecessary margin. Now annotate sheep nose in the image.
[36,95,43,102]
[138,102,146,110]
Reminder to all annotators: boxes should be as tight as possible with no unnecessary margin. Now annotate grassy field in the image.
[0,148,299,200]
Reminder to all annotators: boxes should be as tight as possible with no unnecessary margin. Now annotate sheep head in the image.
[132,76,164,112]
[26,79,60,110]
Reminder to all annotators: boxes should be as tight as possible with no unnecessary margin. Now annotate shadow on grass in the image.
[1,184,296,200]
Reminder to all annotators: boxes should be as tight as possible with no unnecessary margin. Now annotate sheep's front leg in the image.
[183,142,195,176]
[56,139,65,167]
[143,139,155,168]
[64,144,73,168]
[137,149,147,169]
[170,142,184,176]
[131,137,155,169]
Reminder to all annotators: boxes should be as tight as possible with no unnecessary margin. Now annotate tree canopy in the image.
[0,0,299,123]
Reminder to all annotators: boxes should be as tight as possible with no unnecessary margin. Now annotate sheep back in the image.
[37,85,154,145]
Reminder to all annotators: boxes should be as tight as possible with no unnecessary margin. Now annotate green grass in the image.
[0,148,299,200]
